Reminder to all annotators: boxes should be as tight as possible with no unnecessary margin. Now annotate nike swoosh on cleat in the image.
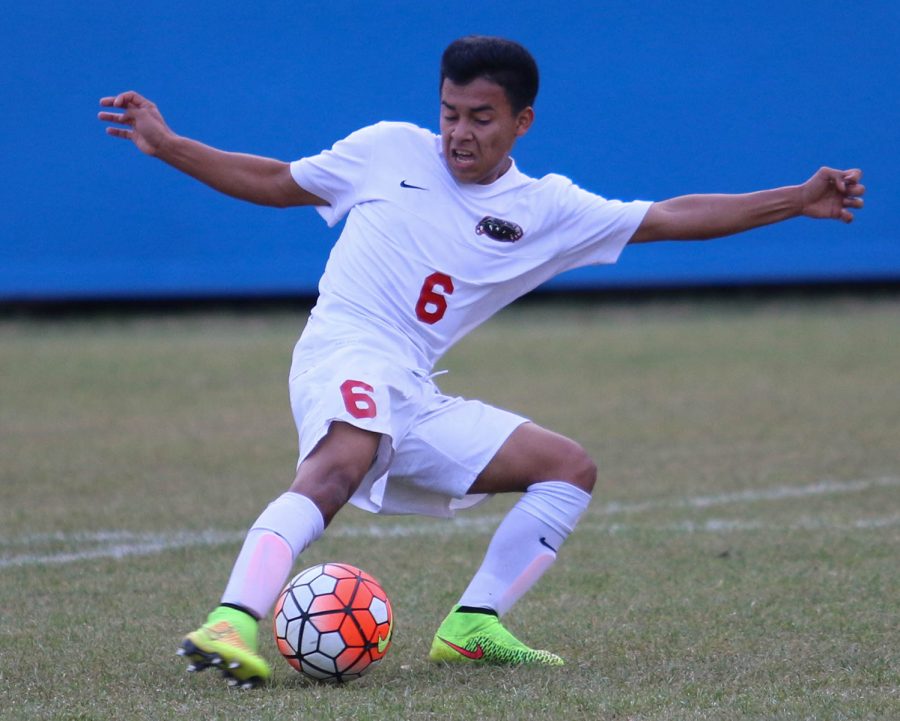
[400,180,428,190]
[438,637,485,659]
[539,536,558,553]
[201,623,251,650]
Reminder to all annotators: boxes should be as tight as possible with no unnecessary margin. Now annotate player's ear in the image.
[515,107,534,138]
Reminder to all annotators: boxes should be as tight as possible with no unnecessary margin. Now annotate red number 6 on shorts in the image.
[340,380,378,419]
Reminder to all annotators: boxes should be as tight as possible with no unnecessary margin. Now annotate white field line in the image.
[1,476,897,569]
[593,476,900,516]
[580,514,900,536]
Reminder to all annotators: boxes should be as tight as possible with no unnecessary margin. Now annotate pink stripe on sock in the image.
[221,530,294,619]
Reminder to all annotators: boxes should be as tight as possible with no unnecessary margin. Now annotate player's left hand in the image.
[98,91,174,158]
[800,167,865,223]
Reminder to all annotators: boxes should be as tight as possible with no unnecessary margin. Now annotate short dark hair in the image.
[440,36,539,114]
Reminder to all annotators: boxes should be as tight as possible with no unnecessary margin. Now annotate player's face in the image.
[440,77,534,185]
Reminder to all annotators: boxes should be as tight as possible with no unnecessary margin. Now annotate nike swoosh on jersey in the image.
[539,536,558,553]
[400,180,428,190]
[438,637,485,659]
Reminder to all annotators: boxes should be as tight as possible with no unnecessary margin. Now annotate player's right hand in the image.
[799,167,865,224]
[98,91,174,157]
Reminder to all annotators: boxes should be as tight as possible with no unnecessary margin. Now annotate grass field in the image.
[1,293,898,720]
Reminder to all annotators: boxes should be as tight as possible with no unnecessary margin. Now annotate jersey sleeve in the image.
[289,124,384,227]
[551,179,653,269]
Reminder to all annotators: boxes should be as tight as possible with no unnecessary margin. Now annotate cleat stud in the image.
[176,648,186,657]
[240,681,253,690]
[228,661,241,670]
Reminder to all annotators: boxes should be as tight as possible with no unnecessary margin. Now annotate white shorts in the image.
[288,345,528,518]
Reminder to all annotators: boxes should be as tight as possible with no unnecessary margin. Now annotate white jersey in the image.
[290,121,651,373]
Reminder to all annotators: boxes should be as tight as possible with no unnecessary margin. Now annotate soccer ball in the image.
[273,562,393,683]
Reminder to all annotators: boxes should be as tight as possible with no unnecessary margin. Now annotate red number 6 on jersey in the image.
[415,272,454,324]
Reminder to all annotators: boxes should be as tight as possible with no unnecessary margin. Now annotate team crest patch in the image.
[475,216,524,243]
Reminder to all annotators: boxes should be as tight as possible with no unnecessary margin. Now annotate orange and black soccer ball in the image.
[273,562,393,682]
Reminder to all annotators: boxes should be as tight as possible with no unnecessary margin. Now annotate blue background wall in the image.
[2,2,898,300]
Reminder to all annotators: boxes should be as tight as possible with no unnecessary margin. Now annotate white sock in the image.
[220,491,325,619]
[457,481,591,617]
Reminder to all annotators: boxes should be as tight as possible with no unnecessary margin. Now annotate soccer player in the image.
[98,36,865,687]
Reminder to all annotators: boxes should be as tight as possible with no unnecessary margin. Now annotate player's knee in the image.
[319,468,361,514]
[290,423,380,523]
[563,442,597,494]
[540,436,596,493]
[290,464,364,524]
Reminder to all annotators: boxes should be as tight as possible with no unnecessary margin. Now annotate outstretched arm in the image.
[630,167,865,244]
[98,91,325,208]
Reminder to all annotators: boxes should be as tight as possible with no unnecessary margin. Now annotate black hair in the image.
[440,35,539,114]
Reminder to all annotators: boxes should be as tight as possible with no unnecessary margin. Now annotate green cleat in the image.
[177,606,272,688]
[429,606,564,666]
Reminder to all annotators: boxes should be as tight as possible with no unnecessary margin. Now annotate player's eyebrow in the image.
[441,100,495,114]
